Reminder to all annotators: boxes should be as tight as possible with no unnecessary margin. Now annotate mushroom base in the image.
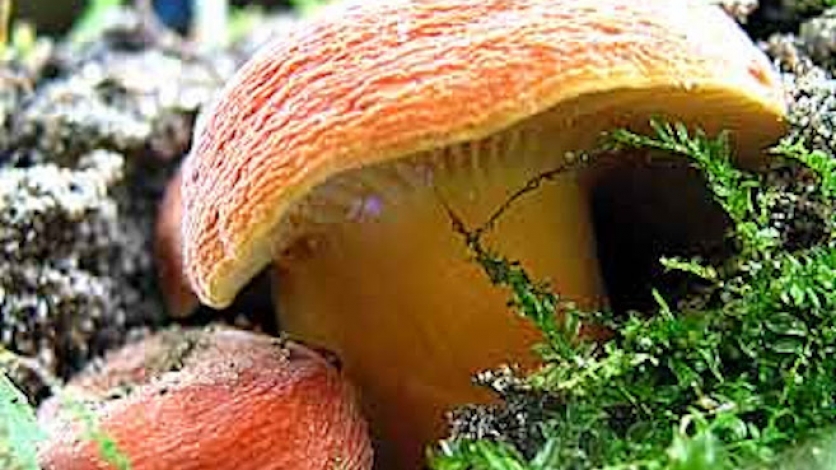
[271,152,608,468]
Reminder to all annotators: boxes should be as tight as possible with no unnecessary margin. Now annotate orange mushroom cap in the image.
[182,0,786,308]
[37,327,373,470]
[155,169,199,318]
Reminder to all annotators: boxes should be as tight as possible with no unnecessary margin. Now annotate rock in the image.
[0,10,244,402]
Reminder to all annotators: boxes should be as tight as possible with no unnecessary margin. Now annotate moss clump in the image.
[430,121,836,469]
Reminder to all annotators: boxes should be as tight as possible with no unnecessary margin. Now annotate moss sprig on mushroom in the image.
[431,121,836,469]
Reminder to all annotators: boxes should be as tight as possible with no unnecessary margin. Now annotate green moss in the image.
[430,121,836,469]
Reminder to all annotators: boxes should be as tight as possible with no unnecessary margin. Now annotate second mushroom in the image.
[179,0,787,467]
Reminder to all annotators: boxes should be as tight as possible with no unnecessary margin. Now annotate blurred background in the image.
[13,0,296,36]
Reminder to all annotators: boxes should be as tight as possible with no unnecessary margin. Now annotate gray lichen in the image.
[783,64,836,156]
[799,7,836,70]
[4,16,235,166]
[760,9,836,157]
[0,151,150,399]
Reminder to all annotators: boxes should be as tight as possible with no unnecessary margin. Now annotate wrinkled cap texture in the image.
[182,0,787,307]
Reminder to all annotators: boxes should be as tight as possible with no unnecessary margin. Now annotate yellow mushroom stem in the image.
[273,136,587,464]
[273,154,602,468]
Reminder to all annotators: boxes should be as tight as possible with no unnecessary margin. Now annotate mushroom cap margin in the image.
[182,0,787,308]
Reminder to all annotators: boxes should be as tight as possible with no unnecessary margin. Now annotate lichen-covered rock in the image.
[444,367,557,461]
[760,2,836,158]
[783,64,836,156]
[0,151,156,398]
[0,66,36,153]
[799,8,836,70]
[762,33,836,156]
[0,3,303,400]
[0,11,246,402]
[4,15,236,166]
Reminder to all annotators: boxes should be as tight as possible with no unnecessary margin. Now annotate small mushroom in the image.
[37,326,373,470]
[180,0,787,466]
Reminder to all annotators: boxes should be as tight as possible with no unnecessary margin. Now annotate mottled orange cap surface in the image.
[37,327,373,470]
[182,0,786,307]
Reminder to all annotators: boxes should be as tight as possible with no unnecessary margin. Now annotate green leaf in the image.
[764,313,808,337]
[70,0,123,45]
[289,0,330,17]
[668,429,725,470]
[0,374,45,470]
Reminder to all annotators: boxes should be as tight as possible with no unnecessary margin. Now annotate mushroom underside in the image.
[274,126,729,312]
[257,87,777,467]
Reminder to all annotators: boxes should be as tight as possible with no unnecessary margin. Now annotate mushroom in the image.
[37,326,373,470]
[155,169,199,318]
[180,0,787,466]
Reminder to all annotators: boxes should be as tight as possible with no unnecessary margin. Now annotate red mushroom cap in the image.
[37,327,373,470]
